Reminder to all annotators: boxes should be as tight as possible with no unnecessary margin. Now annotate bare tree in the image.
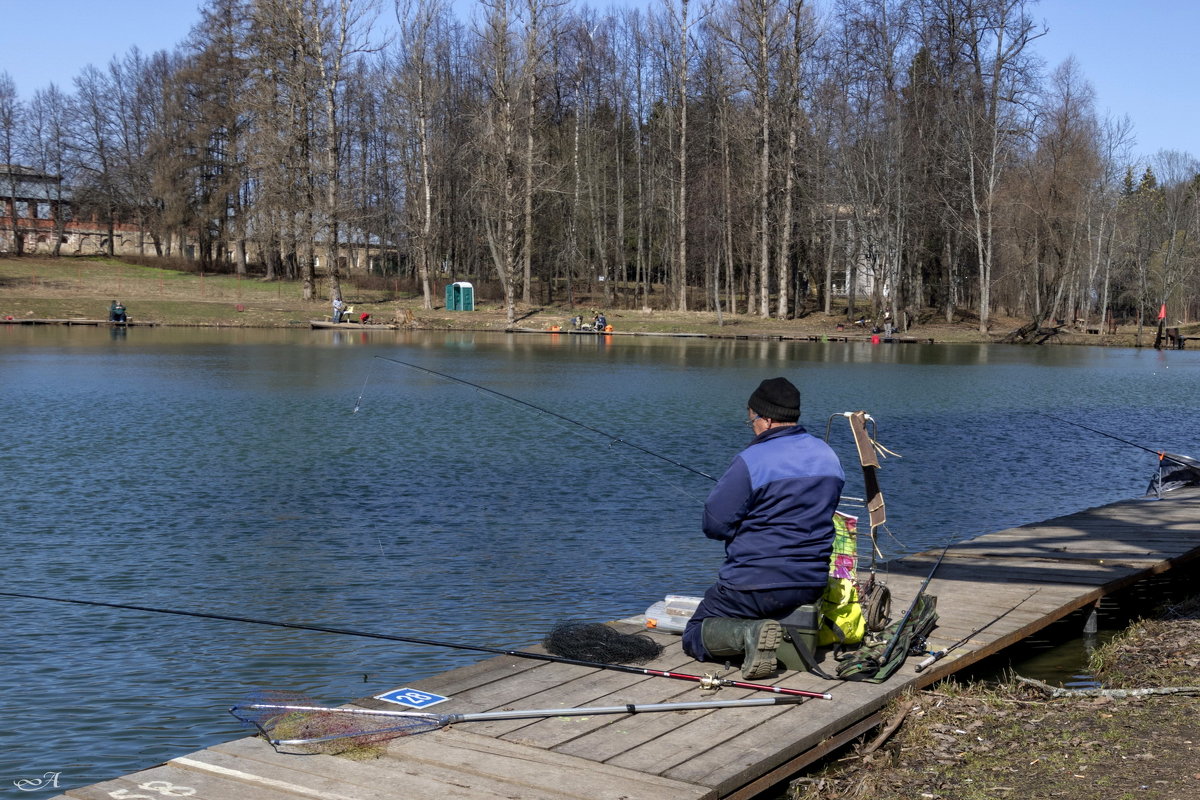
[773,1,815,319]
[310,1,380,302]
[475,0,525,324]
[1148,149,1200,322]
[247,0,328,297]
[1087,114,1134,334]
[25,84,74,256]
[1011,57,1101,328]
[718,0,784,317]
[656,0,704,311]
[0,72,25,255]
[396,0,451,308]
[942,0,1040,333]
[519,0,561,305]
[179,0,255,269]
[70,65,124,256]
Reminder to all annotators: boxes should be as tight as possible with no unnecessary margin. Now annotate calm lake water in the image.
[2,326,1198,795]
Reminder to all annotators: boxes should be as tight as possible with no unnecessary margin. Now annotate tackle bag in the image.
[818,577,866,647]
[835,593,938,683]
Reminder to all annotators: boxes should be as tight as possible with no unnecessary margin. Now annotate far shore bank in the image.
[2,255,1192,349]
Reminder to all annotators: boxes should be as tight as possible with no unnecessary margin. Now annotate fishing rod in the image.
[877,539,953,667]
[375,355,717,481]
[0,591,831,700]
[1040,413,1198,471]
[232,694,807,751]
[914,587,1039,672]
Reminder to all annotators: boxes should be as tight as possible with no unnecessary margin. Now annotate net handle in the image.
[235,695,809,747]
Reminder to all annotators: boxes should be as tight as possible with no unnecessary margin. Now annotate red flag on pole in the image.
[1158,303,1167,321]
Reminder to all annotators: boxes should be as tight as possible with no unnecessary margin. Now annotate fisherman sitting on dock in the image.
[109,301,127,323]
[682,377,845,679]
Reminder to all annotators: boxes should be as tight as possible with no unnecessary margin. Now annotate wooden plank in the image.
[199,733,711,800]
[722,710,887,800]
[499,676,731,749]
[177,749,475,800]
[888,557,1147,586]
[551,690,754,765]
[598,692,803,775]
[660,681,898,794]
[62,763,305,800]
[414,658,662,717]
[382,729,713,799]
[925,556,1181,588]
[464,653,700,741]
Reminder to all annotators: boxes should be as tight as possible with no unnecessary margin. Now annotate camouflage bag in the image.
[835,593,938,683]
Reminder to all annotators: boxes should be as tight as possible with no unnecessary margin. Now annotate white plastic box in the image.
[642,594,703,634]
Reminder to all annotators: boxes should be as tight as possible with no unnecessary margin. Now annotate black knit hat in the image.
[748,377,800,422]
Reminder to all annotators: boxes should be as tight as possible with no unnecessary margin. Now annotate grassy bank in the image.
[0,255,1171,346]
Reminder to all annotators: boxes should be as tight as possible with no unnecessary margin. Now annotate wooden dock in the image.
[51,487,1200,800]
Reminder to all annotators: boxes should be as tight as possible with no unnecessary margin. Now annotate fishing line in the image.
[477,389,707,503]
[352,358,375,414]
[373,355,718,481]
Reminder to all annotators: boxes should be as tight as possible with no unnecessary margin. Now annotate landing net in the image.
[542,621,664,664]
[230,691,442,755]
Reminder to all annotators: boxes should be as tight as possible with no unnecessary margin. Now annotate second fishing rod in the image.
[1041,413,1198,471]
[0,591,831,700]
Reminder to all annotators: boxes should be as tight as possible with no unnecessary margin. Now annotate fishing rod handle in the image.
[914,653,943,672]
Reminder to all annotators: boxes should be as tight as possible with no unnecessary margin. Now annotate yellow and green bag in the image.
[818,512,866,646]
[818,576,866,647]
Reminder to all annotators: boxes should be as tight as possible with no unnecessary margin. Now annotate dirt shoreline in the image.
[1,255,1183,348]
[787,592,1200,800]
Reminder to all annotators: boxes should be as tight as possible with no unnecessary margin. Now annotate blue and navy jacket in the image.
[702,424,845,591]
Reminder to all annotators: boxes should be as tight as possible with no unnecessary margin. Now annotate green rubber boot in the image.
[699,617,784,680]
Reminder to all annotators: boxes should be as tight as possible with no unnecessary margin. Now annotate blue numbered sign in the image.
[375,687,449,709]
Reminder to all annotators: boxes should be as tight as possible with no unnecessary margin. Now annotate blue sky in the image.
[1,0,1196,163]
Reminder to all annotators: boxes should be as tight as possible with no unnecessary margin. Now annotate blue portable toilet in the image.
[445,281,475,311]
